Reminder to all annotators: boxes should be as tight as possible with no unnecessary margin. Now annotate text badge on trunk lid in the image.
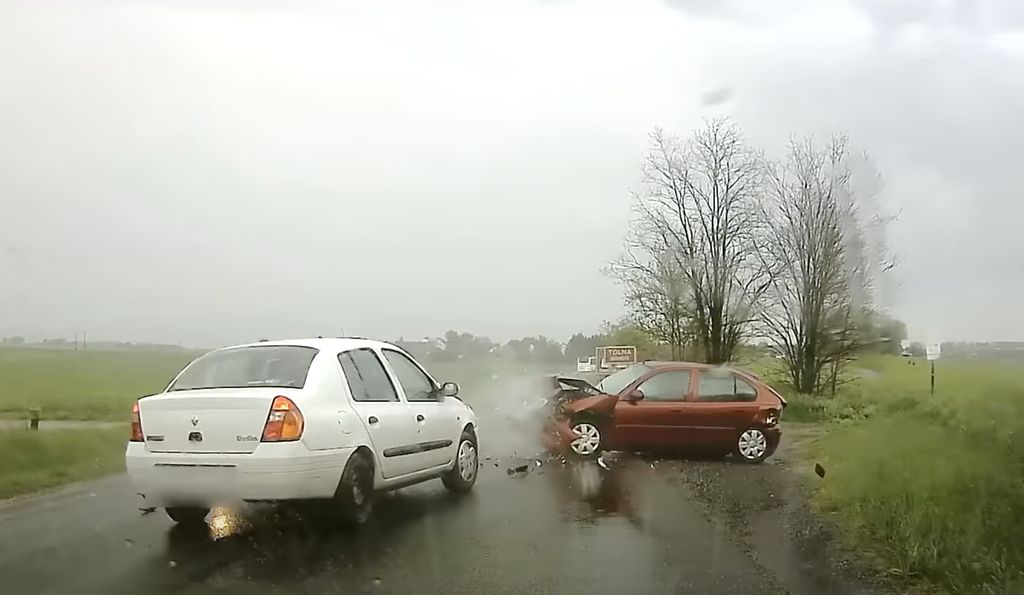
[139,389,285,454]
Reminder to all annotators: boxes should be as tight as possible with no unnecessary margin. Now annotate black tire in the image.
[333,451,375,526]
[567,417,603,459]
[165,506,210,525]
[442,430,478,493]
[734,427,769,464]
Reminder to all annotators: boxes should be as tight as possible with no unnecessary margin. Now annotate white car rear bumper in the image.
[125,442,355,506]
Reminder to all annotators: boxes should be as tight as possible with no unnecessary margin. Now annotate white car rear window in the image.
[168,345,318,391]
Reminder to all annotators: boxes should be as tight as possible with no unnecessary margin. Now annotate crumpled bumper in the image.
[541,417,577,454]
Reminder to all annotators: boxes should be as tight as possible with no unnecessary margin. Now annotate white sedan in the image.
[126,338,479,525]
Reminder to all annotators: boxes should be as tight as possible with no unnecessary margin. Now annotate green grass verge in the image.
[0,348,198,421]
[0,426,128,499]
[0,347,562,422]
[0,351,559,499]
[799,355,1024,593]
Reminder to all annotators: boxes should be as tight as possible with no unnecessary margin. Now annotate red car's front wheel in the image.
[568,420,602,458]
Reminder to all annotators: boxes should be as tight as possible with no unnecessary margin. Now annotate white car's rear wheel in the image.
[334,452,375,525]
[165,506,209,525]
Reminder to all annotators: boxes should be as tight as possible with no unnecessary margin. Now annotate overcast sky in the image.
[1,0,1022,347]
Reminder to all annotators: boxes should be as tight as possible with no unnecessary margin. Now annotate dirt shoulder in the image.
[670,423,900,595]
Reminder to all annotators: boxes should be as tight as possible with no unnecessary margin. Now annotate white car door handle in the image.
[367,416,379,424]
[415,414,425,422]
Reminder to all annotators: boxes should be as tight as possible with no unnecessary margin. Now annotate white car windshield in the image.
[595,364,650,395]
[168,345,318,391]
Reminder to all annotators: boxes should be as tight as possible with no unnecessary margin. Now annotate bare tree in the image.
[615,119,770,364]
[759,134,893,394]
[607,239,692,359]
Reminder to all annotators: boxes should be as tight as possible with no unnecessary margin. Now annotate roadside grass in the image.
[796,355,1024,593]
[0,426,127,499]
[0,347,560,422]
[0,348,197,421]
[0,351,557,499]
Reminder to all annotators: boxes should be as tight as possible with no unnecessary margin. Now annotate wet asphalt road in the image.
[0,416,889,595]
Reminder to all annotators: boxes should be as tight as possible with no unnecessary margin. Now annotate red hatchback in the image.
[543,362,787,463]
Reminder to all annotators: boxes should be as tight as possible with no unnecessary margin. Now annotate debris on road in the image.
[139,507,157,515]
[814,463,826,478]
[534,459,543,467]
[597,455,610,471]
[168,560,177,568]
[507,465,529,476]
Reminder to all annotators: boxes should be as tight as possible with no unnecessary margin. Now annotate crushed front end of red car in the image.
[542,415,578,453]
[540,375,618,455]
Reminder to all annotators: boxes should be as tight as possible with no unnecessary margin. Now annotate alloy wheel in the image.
[738,429,768,460]
[457,439,478,482]
[570,422,601,456]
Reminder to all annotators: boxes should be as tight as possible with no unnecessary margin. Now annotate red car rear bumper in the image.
[763,426,782,456]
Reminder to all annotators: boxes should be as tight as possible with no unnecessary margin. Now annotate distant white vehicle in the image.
[126,338,479,525]
[576,356,596,373]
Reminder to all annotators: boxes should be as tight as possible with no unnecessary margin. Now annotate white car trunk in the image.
[139,389,280,454]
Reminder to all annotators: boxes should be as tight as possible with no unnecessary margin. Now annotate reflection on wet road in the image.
[0,407,885,595]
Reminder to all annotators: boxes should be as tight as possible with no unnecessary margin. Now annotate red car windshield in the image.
[595,364,650,395]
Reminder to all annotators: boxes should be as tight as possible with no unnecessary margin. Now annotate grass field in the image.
[0,347,560,499]
[0,347,565,422]
[0,347,199,421]
[795,355,1024,593]
[0,426,127,499]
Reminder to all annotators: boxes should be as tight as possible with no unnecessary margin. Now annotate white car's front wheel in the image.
[442,431,478,493]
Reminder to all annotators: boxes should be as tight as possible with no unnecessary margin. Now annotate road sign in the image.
[926,343,941,361]
[596,345,637,369]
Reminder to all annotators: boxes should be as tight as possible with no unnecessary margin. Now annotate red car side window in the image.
[636,370,692,401]
[697,372,757,402]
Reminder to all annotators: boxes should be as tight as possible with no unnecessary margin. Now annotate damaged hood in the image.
[550,375,601,395]
[561,393,618,417]
[547,375,618,417]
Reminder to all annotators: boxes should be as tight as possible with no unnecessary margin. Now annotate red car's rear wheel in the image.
[735,428,769,463]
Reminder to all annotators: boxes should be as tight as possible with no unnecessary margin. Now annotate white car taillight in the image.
[130,400,144,442]
[261,396,304,442]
